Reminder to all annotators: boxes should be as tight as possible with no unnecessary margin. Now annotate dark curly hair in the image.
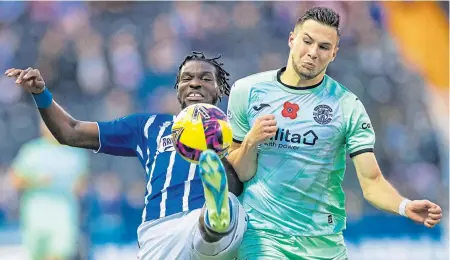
[174,51,231,99]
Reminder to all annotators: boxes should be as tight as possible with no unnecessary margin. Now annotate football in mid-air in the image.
[171,103,232,164]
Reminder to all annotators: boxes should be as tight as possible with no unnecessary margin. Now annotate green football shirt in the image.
[12,137,89,224]
[227,67,375,236]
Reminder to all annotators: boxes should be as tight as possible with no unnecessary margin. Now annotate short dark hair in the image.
[175,51,231,98]
[296,7,341,36]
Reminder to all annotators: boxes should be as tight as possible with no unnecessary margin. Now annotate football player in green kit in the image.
[227,6,443,260]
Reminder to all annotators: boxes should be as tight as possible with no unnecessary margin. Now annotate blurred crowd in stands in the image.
[0,1,447,249]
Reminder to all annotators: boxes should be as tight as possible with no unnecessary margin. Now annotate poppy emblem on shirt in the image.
[281,102,299,119]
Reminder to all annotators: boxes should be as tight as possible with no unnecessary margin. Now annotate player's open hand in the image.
[5,67,46,94]
[405,200,442,228]
[247,114,277,146]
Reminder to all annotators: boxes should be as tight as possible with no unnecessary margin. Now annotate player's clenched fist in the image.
[405,200,442,228]
[247,114,277,145]
[5,67,46,94]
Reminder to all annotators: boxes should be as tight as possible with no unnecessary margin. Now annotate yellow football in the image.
[171,103,232,164]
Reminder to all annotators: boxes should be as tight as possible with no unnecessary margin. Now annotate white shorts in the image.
[137,194,248,260]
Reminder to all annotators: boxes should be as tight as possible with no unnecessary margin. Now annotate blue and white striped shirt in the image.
[96,114,204,222]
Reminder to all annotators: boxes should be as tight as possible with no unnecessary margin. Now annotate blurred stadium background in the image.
[0,1,448,260]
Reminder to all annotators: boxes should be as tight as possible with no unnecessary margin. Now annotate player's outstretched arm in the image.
[353,152,442,228]
[5,68,99,150]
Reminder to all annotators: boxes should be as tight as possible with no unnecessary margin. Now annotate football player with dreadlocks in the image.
[5,51,247,260]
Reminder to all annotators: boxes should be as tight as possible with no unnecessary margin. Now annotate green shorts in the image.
[21,195,78,260]
[237,228,348,260]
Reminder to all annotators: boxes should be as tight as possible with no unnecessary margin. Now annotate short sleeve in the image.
[227,81,251,143]
[96,114,147,156]
[344,97,376,158]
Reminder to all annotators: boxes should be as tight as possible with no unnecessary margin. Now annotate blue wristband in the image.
[32,87,53,108]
